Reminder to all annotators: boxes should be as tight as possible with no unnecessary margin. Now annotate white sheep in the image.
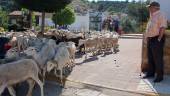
[78,38,99,59]
[16,35,29,53]
[66,42,76,65]
[47,44,71,85]
[0,59,44,96]
[24,39,57,82]
[57,42,76,65]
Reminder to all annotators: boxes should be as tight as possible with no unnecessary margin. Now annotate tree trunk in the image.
[55,24,57,28]
[41,12,45,33]
[29,10,33,28]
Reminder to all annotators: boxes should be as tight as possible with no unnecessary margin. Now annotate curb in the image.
[119,36,143,39]
[66,79,160,96]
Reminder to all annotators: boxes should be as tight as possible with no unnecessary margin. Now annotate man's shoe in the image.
[153,77,163,83]
[142,74,154,79]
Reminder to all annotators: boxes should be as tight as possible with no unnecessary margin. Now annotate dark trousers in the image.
[147,35,165,78]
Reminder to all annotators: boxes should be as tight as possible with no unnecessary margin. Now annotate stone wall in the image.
[141,31,170,75]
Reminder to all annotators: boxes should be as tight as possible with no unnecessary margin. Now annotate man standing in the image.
[143,1,167,83]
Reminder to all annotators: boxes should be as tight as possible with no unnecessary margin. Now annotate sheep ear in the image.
[51,63,54,67]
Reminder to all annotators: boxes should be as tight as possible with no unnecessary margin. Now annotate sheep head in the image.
[42,38,49,43]
[67,41,75,45]
[46,61,56,72]
[5,47,19,59]
[24,47,38,56]
[78,39,85,47]
[48,39,57,48]
[66,42,76,51]
[57,42,67,48]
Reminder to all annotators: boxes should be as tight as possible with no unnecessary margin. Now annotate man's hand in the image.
[158,27,166,42]
[143,33,147,44]
[158,37,161,42]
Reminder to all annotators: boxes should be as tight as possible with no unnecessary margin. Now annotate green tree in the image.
[127,2,149,23]
[127,1,149,32]
[0,8,8,29]
[31,12,36,27]
[120,17,137,33]
[52,6,75,27]
[14,0,72,32]
[0,0,20,12]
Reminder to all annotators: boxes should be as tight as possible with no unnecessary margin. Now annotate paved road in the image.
[67,38,144,95]
[67,38,170,96]
[3,38,170,96]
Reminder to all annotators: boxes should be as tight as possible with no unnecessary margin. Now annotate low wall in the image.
[141,31,170,75]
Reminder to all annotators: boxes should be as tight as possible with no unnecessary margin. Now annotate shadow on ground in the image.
[2,81,63,96]
[75,51,117,65]
[76,56,99,65]
[2,67,74,96]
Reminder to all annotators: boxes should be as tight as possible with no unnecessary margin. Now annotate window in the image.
[11,19,17,24]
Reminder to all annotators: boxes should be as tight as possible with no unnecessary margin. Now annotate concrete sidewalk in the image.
[61,81,144,96]
[66,38,170,96]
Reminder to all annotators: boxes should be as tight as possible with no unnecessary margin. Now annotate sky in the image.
[88,0,146,2]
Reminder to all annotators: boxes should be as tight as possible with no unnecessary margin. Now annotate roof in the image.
[9,11,41,16]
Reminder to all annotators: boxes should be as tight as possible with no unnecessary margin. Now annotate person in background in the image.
[108,16,113,32]
[143,1,167,83]
[113,19,119,33]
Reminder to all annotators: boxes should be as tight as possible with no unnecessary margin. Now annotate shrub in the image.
[0,27,5,33]
[120,17,138,33]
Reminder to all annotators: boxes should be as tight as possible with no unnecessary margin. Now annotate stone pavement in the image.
[66,38,170,96]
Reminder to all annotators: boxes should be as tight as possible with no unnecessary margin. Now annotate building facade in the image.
[89,11,103,31]
[69,13,89,32]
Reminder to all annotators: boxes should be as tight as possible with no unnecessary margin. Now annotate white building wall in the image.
[39,13,55,27]
[69,13,89,32]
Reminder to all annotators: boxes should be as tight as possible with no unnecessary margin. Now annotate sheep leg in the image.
[32,77,44,96]
[60,69,63,86]
[42,68,46,84]
[63,65,66,75]
[70,54,75,65]
[73,54,75,64]
[26,79,35,96]
[85,50,88,60]
[69,56,73,66]
[7,86,16,96]
[68,60,73,71]
[92,49,96,56]
[54,68,57,76]
[17,45,20,55]
[17,41,21,54]
[0,84,6,96]
[84,46,87,60]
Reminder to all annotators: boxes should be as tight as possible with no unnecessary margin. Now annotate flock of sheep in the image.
[0,29,119,96]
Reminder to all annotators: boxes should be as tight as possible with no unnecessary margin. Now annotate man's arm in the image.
[158,13,167,41]
[158,27,166,41]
